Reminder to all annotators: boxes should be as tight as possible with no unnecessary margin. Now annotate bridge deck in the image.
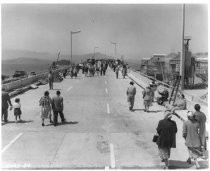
[1,68,208,169]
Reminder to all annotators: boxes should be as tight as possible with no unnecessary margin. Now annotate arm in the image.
[134,87,136,96]
[7,94,12,106]
[182,122,187,139]
[156,121,162,135]
[61,97,64,111]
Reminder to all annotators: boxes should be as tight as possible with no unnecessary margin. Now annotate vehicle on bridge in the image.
[13,70,28,78]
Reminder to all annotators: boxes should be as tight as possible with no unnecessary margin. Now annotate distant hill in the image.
[2,48,113,64]
[2,57,52,65]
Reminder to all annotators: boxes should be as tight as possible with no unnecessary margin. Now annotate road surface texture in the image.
[1,68,208,169]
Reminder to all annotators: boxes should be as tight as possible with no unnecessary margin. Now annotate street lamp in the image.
[70,30,81,65]
[110,41,117,59]
[94,46,99,59]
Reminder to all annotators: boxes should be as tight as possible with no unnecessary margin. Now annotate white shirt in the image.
[13,102,21,109]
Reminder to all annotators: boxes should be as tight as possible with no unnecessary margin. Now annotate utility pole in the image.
[94,46,99,59]
[180,4,185,90]
[111,41,117,59]
[70,30,81,65]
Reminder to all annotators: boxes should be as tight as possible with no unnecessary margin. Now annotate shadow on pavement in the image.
[132,108,145,112]
[45,121,79,127]
[168,160,193,169]
[147,110,164,113]
[169,160,209,169]
[1,120,33,125]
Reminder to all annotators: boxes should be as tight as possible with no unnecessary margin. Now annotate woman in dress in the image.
[156,110,177,169]
[183,111,202,169]
[142,86,153,112]
[39,91,52,126]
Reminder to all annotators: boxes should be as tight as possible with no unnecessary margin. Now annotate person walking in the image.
[2,87,13,122]
[193,104,206,151]
[51,91,66,126]
[115,65,120,79]
[183,111,202,169]
[126,81,136,111]
[13,98,22,123]
[39,91,52,126]
[122,65,127,79]
[156,110,177,169]
[48,70,54,90]
[142,86,153,112]
[150,81,157,102]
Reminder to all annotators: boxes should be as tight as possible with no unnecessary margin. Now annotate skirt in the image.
[144,100,153,107]
[14,108,22,116]
[188,147,203,159]
[158,147,171,160]
[40,106,51,119]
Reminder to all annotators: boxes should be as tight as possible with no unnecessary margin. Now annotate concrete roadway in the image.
[1,68,208,169]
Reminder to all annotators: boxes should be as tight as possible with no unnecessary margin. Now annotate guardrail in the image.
[2,66,70,92]
[127,68,207,107]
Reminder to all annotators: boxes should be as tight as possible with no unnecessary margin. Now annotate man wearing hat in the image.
[126,81,136,111]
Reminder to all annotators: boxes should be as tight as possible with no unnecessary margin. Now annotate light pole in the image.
[70,30,81,65]
[94,46,99,59]
[111,41,117,59]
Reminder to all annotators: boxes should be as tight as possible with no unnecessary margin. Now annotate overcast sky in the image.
[1,4,208,60]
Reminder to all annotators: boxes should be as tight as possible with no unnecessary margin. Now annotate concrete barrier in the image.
[2,66,69,92]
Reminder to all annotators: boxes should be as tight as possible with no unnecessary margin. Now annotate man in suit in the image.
[126,81,136,111]
[51,91,66,126]
[2,87,12,122]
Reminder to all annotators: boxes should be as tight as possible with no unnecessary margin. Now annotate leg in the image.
[59,111,65,123]
[42,118,45,126]
[15,115,18,123]
[4,109,8,122]
[53,111,58,126]
[49,113,53,123]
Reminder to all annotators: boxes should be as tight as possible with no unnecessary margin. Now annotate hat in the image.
[130,81,134,85]
[164,110,172,119]
[187,111,194,118]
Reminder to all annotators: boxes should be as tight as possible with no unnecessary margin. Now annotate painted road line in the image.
[110,143,116,169]
[107,103,110,114]
[105,88,108,94]
[67,86,72,91]
[2,133,23,153]
[105,166,109,170]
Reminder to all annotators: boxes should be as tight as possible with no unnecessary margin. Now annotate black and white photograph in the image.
[1,1,208,170]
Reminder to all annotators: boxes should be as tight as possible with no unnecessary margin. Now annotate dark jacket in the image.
[2,90,12,110]
[156,118,177,148]
[51,95,63,112]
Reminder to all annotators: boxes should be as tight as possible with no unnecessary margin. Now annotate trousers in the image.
[53,111,65,125]
[127,96,135,110]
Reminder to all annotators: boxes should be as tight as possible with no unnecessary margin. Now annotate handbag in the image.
[152,134,159,142]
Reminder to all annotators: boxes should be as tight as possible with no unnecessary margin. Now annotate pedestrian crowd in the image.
[1,59,207,169]
[120,68,207,169]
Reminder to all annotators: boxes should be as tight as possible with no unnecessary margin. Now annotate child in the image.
[13,98,22,123]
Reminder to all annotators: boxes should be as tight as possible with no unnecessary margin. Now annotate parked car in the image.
[13,71,28,78]
[30,72,36,76]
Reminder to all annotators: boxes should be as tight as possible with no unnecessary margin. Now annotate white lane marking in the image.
[105,88,108,94]
[2,133,23,153]
[67,86,72,91]
[105,166,109,170]
[110,143,116,169]
[107,103,110,114]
